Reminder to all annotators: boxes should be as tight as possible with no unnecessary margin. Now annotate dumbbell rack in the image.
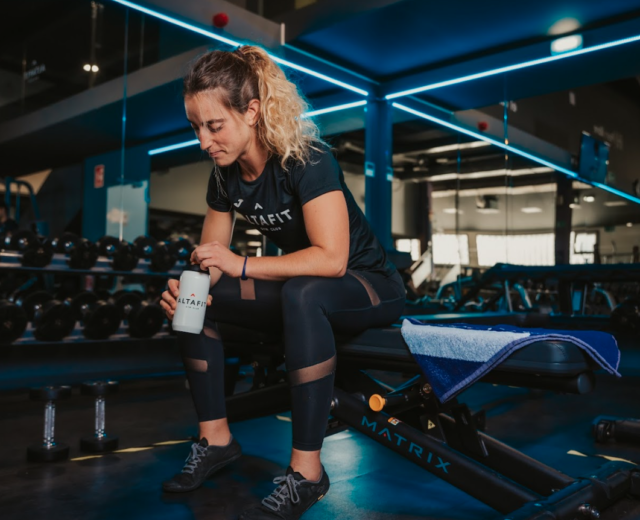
[0,251,185,277]
[1,250,186,390]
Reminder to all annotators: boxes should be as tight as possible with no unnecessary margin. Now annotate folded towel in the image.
[400,319,620,403]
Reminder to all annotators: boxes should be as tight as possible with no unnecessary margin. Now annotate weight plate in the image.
[128,301,165,338]
[0,300,28,344]
[68,239,99,269]
[33,300,76,342]
[81,380,119,396]
[20,238,54,268]
[29,385,72,401]
[69,291,99,322]
[9,230,38,252]
[96,236,121,257]
[149,242,177,272]
[111,242,139,271]
[133,236,158,259]
[18,291,54,322]
[82,302,121,340]
[52,232,80,254]
[112,292,142,320]
[168,238,194,260]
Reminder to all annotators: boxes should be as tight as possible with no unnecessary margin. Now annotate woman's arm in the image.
[199,207,235,287]
[194,190,350,281]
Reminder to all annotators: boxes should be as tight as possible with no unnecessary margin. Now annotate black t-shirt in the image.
[206,146,396,277]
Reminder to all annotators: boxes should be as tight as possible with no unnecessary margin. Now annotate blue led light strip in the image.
[148,139,200,156]
[148,101,367,155]
[386,33,640,99]
[392,102,640,205]
[110,0,368,96]
[303,100,367,118]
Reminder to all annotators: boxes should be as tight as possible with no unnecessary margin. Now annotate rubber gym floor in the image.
[2,339,640,520]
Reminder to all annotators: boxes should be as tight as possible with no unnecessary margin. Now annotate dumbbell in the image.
[96,235,139,271]
[80,380,119,452]
[168,237,194,261]
[52,232,99,269]
[111,291,165,338]
[133,235,177,272]
[2,230,54,267]
[610,298,640,336]
[67,291,121,340]
[13,290,76,341]
[27,385,72,462]
[0,300,28,344]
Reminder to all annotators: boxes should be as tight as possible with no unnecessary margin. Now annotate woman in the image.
[160,45,405,520]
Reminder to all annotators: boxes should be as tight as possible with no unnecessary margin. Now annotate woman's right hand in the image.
[160,279,181,320]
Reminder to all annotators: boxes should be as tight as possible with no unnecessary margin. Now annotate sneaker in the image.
[239,466,330,520]
[162,436,242,493]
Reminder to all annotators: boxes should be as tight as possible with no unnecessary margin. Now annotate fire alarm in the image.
[477,121,489,132]
[212,12,229,28]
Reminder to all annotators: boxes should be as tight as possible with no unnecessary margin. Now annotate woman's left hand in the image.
[191,241,244,278]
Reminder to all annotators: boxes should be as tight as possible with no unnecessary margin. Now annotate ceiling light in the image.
[548,18,581,36]
[569,203,581,209]
[425,141,491,154]
[477,208,499,214]
[303,100,367,118]
[91,65,99,72]
[392,103,640,206]
[604,201,628,207]
[521,207,542,213]
[583,195,595,202]
[427,166,553,183]
[627,222,633,227]
[247,241,262,247]
[551,35,583,55]
[245,229,261,235]
[83,64,91,71]
[443,208,463,214]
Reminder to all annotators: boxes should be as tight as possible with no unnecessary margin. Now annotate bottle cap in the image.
[184,263,208,273]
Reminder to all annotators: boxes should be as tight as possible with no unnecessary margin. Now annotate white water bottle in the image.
[171,264,210,334]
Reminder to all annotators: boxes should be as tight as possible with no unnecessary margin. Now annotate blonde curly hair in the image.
[183,45,322,169]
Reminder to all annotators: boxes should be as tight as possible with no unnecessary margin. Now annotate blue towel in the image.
[400,318,621,403]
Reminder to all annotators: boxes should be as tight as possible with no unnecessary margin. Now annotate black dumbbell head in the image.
[112,292,142,320]
[7,230,38,252]
[51,232,80,254]
[133,236,158,259]
[128,301,165,338]
[15,290,54,322]
[68,291,99,321]
[68,239,99,269]
[0,300,28,344]
[33,300,76,341]
[82,301,121,340]
[168,238,194,260]
[111,242,139,271]
[29,385,72,401]
[149,242,177,272]
[81,380,119,397]
[96,236,121,257]
[20,237,54,268]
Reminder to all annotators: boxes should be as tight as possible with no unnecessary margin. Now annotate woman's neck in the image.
[237,138,269,181]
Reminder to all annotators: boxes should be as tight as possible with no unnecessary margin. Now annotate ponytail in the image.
[183,45,322,170]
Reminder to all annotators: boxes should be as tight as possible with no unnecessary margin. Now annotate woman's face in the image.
[184,91,259,167]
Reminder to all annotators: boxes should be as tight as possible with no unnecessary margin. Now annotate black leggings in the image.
[176,269,405,451]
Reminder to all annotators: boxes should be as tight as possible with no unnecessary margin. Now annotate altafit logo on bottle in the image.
[177,293,206,309]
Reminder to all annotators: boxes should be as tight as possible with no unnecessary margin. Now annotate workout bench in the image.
[218,322,640,520]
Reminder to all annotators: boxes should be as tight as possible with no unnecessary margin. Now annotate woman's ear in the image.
[244,99,261,126]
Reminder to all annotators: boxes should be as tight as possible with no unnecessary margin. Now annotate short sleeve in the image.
[206,166,232,212]
[290,149,343,206]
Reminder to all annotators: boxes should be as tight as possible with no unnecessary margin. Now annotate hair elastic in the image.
[241,256,249,280]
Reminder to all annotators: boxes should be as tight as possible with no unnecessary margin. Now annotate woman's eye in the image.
[209,125,223,133]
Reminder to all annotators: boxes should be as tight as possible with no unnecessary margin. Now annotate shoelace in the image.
[181,442,208,474]
[262,474,301,511]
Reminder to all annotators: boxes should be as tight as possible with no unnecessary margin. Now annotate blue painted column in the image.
[364,97,394,251]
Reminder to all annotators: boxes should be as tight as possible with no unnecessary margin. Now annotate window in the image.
[432,234,470,265]
[395,239,421,261]
[476,234,554,266]
[570,232,597,264]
